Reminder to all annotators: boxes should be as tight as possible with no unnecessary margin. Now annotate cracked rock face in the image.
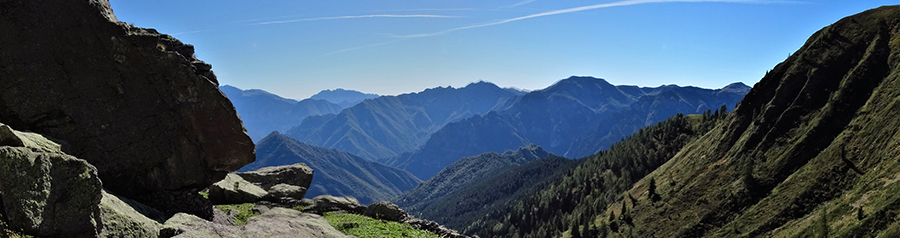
[0,0,255,215]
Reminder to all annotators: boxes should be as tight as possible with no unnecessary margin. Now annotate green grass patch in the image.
[199,191,208,199]
[214,203,260,225]
[292,205,310,211]
[323,212,441,238]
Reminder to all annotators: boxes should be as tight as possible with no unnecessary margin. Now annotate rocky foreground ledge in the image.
[202,163,471,238]
[0,123,469,237]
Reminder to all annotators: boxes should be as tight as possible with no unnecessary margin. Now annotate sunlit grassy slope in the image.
[601,5,900,237]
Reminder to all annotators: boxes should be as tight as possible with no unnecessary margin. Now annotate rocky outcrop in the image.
[302,195,367,215]
[99,190,162,238]
[0,0,255,216]
[237,163,314,190]
[160,208,351,238]
[364,201,408,222]
[208,174,267,205]
[0,123,102,237]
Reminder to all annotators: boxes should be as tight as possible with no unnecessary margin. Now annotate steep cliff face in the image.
[607,5,900,237]
[0,0,254,217]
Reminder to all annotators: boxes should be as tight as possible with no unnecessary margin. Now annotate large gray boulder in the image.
[0,124,102,237]
[0,0,255,217]
[364,201,408,222]
[208,174,267,204]
[263,183,307,204]
[237,163,313,190]
[99,190,162,238]
[160,208,351,238]
[302,195,366,215]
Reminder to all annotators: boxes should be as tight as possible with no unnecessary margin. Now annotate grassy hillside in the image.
[597,5,900,237]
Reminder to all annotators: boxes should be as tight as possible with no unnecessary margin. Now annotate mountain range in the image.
[428,5,900,238]
[385,77,750,180]
[220,85,349,141]
[286,81,524,160]
[242,132,422,204]
[309,88,380,108]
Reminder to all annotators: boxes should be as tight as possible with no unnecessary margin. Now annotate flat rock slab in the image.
[161,208,352,238]
[208,174,267,204]
[237,163,314,190]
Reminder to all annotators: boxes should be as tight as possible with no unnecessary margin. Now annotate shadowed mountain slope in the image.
[242,132,422,205]
[286,81,524,160]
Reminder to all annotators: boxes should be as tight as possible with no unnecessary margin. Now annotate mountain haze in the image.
[243,132,422,204]
[221,85,345,141]
[388,77,749,180]
[286,81,524,160]
[310,88,380,108]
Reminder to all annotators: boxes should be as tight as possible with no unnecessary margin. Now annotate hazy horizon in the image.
[110,0,896,99]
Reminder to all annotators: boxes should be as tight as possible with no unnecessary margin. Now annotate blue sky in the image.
[110,0,897,99]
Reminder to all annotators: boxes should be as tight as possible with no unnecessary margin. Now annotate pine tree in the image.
[571,222,582,238]
[582,220,592,238]
[816,208,829,238]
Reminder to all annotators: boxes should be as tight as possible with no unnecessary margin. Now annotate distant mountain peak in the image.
[550,76,614,89]
[309,88,379,108]
[504,144,548,156]
[466,80,494,86]
[719,82,752,94]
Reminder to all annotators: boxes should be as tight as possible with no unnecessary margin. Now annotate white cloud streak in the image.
[327,39,405,55]
[171,29,215,36]
[505,0,538,8]
[396,0,791,38]
[254,14,460,25]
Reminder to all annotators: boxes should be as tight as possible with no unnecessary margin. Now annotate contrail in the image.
[327,39,406,55]
[504,0,538,8]
[396,0,794,38]
[255,14,460,25]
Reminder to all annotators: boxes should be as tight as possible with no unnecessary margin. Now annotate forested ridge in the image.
[461,107,729,237]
